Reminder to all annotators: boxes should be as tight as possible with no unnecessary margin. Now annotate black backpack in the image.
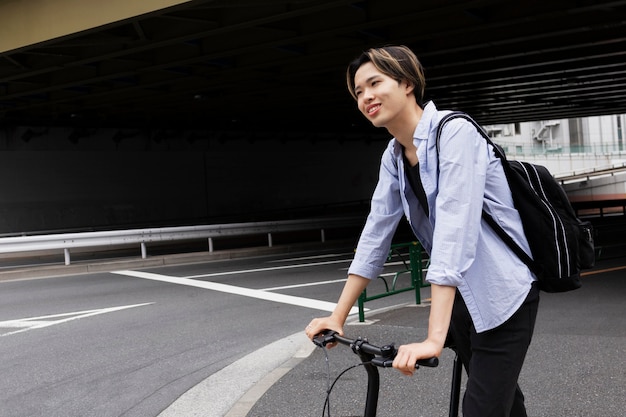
[436,111,595,292]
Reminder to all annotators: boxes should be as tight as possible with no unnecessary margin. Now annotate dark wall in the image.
[0,126,387,234]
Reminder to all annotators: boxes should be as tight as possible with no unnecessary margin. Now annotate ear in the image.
[403,80,415,96]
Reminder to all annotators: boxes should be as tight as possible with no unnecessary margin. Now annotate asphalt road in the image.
[249,256,626,417]
[0,248,416,417]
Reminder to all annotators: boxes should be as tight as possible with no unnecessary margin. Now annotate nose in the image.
[359,89,374,107]
[362,87,374,101]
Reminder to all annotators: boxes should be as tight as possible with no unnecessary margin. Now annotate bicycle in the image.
[313,330,462,417]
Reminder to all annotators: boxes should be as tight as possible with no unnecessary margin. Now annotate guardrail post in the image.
[321,229,326,242]
[268,233,273,247]
[140,242,147,259]
[64,248,71,265]
[358,292,366,322]
[208,237,214,253]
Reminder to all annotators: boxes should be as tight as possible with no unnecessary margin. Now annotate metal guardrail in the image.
[357,241,430,322]
[498,143,626,157]
[0,217,364,266]
[556,163,626,184]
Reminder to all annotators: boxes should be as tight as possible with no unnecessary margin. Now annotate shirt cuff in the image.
[424,267,463,287]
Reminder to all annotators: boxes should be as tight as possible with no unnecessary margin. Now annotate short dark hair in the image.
[346,45,426,106]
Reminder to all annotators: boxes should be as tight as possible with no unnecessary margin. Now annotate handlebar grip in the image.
[417,357,439,367]
[371,357,439,368]
[312,330,338,347]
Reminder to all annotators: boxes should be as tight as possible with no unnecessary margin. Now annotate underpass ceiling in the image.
[1,0,626,139]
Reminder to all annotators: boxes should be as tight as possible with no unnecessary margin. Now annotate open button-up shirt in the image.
[348,101,536,332]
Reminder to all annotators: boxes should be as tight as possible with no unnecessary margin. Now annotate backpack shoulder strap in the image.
[436,110,538,274]
[436,111,506,160]
[482,211,539,273]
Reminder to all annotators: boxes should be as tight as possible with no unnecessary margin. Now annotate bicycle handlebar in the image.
[313,330,439,369]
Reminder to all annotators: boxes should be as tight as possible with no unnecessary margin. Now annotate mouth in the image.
[366,104,381,115]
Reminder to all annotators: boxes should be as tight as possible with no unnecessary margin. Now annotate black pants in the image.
[448,283,539,417]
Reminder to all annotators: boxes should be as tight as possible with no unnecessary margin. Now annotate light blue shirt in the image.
[348,101,536,332]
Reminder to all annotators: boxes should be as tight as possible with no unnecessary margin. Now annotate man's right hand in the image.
[305,316,343,348]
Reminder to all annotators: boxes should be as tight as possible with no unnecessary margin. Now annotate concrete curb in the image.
[157,331,314,417]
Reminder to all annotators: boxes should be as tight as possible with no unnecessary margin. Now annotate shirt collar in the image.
[391,100,439,156]
[413,100,438,141]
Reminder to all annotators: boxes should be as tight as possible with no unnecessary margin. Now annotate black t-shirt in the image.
[403,156,429,217]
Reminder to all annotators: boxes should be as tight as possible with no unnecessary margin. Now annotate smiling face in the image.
[353,62,415,130]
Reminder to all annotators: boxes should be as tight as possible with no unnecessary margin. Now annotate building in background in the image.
[483,113,626,202]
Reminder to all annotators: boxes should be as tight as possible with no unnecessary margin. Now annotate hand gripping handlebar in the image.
[313,330,439,369]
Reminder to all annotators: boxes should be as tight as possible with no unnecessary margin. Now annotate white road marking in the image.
[112,270,361,315]
[266,253,352,263]
[0,302,153,337]
[261,278,348,291]
[184,258,351,279]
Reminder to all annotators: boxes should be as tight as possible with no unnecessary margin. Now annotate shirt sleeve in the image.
[348,141,405,280]
[425,119,489,287]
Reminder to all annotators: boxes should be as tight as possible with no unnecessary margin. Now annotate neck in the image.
[387,102,423,148]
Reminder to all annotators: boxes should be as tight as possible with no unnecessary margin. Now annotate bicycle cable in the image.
[318,345,369,417]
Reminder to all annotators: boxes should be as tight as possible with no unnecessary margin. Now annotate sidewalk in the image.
[246,258,626,417]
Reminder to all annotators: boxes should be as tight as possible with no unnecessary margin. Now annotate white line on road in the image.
[112,270,361,315]
[183,258,351,279]
[0,302,154,337]
[266,253,352,263]
[261,278,348,291]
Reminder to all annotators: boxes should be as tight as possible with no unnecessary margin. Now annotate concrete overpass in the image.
[2,0,626,131]
[1,0,625,233]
